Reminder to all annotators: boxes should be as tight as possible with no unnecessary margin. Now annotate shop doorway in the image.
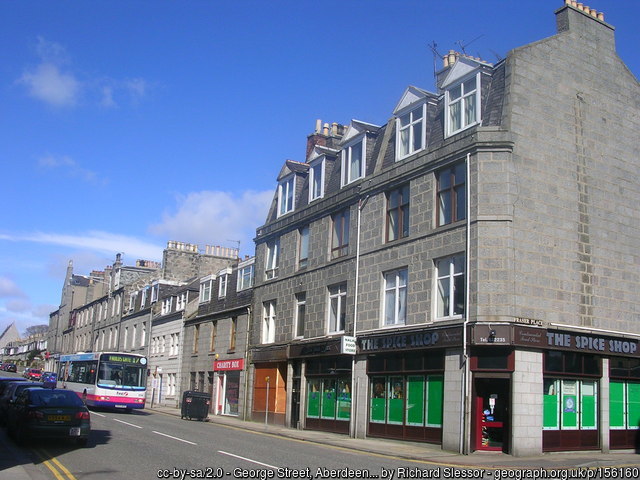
[473,377,510,452]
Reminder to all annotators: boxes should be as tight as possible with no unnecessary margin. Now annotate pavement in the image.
[148,404,640,471]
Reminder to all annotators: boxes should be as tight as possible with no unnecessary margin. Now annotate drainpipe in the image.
[350,194,369,439]
[243,306,251,421]
[460,153,471,454]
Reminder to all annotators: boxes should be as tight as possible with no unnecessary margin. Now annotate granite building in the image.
[249,1,640,456]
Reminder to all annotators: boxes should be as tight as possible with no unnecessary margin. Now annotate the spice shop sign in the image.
[514,326,639,357]
[359,327,462,353]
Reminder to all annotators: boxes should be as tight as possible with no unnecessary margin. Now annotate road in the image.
[2,405,456,480]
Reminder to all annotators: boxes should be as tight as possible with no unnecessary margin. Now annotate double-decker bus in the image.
[58,352,147,410]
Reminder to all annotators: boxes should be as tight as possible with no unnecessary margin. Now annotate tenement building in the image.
[249,1,640,456]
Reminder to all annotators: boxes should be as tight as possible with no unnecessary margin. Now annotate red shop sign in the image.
[214,358,244,371]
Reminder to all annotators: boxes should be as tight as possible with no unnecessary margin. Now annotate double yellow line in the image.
[33,449,77,480]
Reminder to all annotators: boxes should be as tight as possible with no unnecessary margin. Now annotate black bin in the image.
[181,390,211,421]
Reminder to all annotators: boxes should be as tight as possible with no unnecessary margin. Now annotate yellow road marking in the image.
[34,449,77,480]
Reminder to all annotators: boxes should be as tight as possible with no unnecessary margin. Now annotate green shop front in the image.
[512,325,640,452]
[359,326,462,444]
[290,338,353,434]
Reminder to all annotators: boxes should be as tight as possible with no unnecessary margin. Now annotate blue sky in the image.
[1,0,638,337]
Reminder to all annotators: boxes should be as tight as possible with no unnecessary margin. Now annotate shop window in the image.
[610,381,640,430]
[369,375,443,427]
[306,377,351,421]
[544,351,601,376]
[543,379,598,431]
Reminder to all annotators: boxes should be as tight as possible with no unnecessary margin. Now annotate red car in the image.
[27,369,42,381]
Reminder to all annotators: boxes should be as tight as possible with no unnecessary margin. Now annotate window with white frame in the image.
[295,292,306,338]
[298,225,309,269]
[129,292,138,312]
[265,238,279,280]
[447,74,479,136]
[199,276,213,303]
[328,283,347,334]
[230,317,237,351]
[151,283,159,303]
[132,324,137,348]
[262,300,276,344]
[218,272,229,298]
[396,104,425,159]
[309,157,325,201]
[278,175,295,216]
[124,327,129,350]
[176,292,187,311]
[342,139,365,185]
[435,254,465,319]
[141,287,148,308]
[141,323,146,347]
[383,269,408,326]
[237,259,255,291]
[162,297,173,315]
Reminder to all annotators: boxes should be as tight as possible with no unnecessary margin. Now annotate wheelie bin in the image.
[181,390,211,420]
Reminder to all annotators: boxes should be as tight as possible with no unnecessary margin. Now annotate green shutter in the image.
[609,381,625,428]
[370,378,386,423]
[307,380,320,418]
[426,375,444,427]
[321,379,337,419]
[628,382,640,430]
[336,379,351,420]
[406,376,425,426]
[388,376,404,424]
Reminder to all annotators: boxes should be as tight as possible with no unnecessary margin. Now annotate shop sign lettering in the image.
[360,332,441,352]
[214,359,244,371]
[546,332,638,355]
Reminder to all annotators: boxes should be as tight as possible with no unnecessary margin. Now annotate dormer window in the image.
[446,74,479,136]
[342,138,364,186]
[278,175,295,216]
[199,275,213,303]
[217,268,232,298]
[397,104,425,159]
[309,157,325,202]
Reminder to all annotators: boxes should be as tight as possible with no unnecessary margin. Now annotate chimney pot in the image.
[597,12,604,21]
[315,119,322,133]
[590,8,597,17]
[323,123,329,136]
[577,3,584,11]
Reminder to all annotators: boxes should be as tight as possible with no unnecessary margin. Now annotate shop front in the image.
[251,345,288,425]
[213,358,243,416]
[290,338,352,434]
[359,326,462,444]
[511,324,640,452]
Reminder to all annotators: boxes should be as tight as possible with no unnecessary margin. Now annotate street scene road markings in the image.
[113,418,143,428]
[152,430,197,445]
[34,449,77,480]
[90,411,106,417]
[217,450,278,469]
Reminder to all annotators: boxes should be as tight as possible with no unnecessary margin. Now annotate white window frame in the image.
[151,283,159,303]
[237,259,255,291]
[265,238,279,280]
[162,297,173,315]
[199,276,213,303]
[341,137,365,186]
[218,271,230,298]
[446,72,480,137]
[328,283,347,334]
[294,292,306,339]
[128,292,138,312]
[298,225,310,269]
[309,157,325,202]
[262,300,276,344]
[396,103,426,160]
[176,292,187,311]
[141,287,148,308]
[278,175,295,217]
[435,254,465,320]
[383,269,408,326]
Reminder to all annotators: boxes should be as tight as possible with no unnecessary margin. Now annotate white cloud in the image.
[0,231,164,263]
[0,276,26,298]
[37,154,106,185]
[150,190,273,256]
[18,63,80,107]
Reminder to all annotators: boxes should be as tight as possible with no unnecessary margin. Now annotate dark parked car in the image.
[0,377,27,396]
[6,388,90,446]
[0,382,43,425]
[5,364,17,373]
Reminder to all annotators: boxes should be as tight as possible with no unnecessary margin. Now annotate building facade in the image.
[250,1,640,456]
